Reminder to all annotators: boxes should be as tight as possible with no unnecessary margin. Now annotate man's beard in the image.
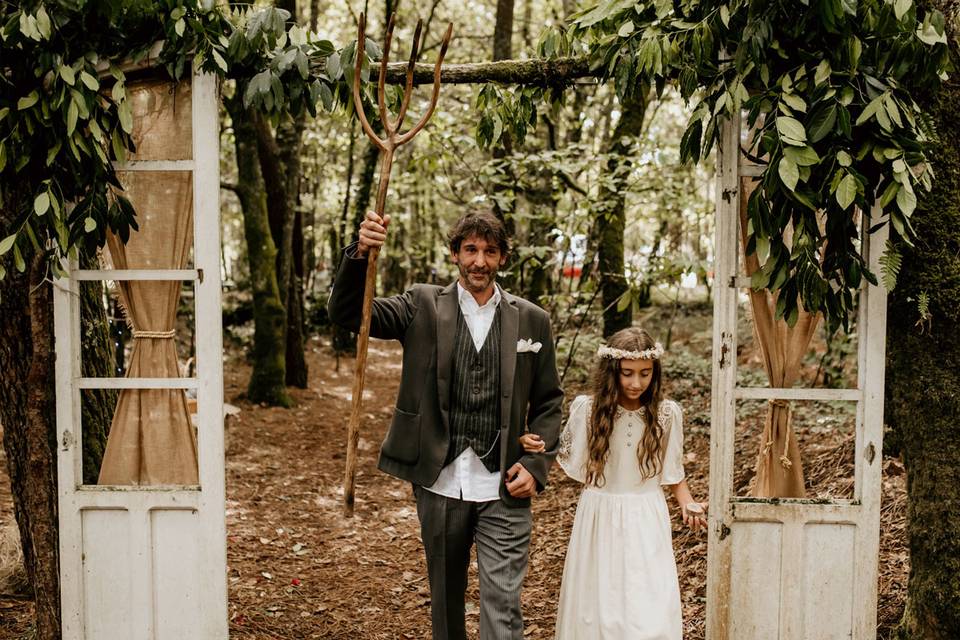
[457,262,497,293]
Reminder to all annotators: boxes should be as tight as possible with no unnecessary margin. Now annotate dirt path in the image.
[0,332,907,639]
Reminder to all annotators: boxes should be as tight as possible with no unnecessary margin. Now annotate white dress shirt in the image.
[424,282,503,502]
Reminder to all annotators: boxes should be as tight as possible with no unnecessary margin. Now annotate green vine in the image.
[0,1,369,285]
[479,0,951,332]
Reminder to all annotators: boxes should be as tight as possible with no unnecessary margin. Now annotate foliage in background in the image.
[479,0,951,333]
[0,1,347,286]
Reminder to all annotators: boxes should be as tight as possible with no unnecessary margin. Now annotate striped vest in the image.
[446,307,502,472]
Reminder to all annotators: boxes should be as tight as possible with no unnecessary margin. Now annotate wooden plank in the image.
[54,261,84,639]
[734,387,860,402]
[738,161,766,177]
[803,523,856,638]
[852,208,888,639]
[129,508,154,638]
[731,499,861,522]
[113,160,195,171]
[191,70,230,639]
[731,275,867,290]
[729,521,783,639]
[151,509,203,637]
[66,490,200,512]
[76,377,198,390]
[706,115,742,640]
[70,269,199,281]
[81,510,134,639]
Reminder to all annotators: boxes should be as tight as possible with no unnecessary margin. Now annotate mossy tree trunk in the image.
[597,94,647,337]
[262,0,308,389]
[226,97,292,407]
[886,29,960,639]
[256,111,309,388]
[490,0,519,287]
[0,191,61,639]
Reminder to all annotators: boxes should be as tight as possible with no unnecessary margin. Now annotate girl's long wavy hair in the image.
[584,327,664,487]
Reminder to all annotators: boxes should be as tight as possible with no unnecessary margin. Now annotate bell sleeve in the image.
[556,394,593,484]
[659,399,686,485]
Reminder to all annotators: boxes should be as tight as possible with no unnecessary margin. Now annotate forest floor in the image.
[0,306,909,639]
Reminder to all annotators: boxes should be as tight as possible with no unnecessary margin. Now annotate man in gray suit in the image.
[328,210,563,640]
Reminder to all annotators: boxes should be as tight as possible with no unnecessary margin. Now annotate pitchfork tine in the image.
[397,22,453,146]
[377,14,397,135]
[352,13,388,151]
[393,19,424,132]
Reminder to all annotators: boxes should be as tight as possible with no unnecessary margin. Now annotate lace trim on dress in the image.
[557,418,575,469]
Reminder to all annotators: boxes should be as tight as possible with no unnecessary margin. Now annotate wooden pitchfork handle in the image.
[344,13,453,514]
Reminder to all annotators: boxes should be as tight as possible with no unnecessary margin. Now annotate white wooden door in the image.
[706,116,888,639]
[53,69,227,640]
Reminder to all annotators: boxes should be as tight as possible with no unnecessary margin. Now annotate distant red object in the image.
[562,265,582,278]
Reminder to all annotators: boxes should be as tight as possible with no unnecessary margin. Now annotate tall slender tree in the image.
[596,94,647,337]
[226,97,293,407]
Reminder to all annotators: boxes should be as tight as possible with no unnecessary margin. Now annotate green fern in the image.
[879,240,901,291]
[917,291,931,323]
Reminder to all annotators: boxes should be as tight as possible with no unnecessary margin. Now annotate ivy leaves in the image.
[561,0,949,331]
[1,1,347,284]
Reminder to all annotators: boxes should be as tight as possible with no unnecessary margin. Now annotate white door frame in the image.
[53,68,227,640]
[705,115,888,639]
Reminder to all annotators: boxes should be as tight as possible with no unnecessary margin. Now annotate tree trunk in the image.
[493,0,515,62]
[79,249,117,485]
[226,97,292,407]
[597,94,647,337]
[286,204,308,388]
[353,137,380,235]
[887,36,960,639]
[491,0,518,283]
[0,261,60,639]
[259,0,308,389]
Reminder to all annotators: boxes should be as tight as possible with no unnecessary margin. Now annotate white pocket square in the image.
[517,338,542,353]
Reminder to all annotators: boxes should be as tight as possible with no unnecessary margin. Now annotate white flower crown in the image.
[596,342,665,361]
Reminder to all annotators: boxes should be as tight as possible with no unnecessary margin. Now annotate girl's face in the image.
[617,358,655,406]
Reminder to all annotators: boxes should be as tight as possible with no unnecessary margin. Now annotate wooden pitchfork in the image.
[344,13,453,514]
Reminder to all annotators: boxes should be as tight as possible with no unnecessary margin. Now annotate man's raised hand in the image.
[357,210,391,257]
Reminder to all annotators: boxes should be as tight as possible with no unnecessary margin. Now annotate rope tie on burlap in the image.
[768,398,793,469]
[132,329,176,339]
[758,399,794,469]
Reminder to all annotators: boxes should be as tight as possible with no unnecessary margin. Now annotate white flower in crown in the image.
[517,338,543,353]
[596,342,664,360]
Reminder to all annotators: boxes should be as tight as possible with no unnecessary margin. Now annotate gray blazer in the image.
[328,245,564,508]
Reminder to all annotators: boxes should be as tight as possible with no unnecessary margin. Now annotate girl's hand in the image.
[682,502,708,532]
[519,433,545,453]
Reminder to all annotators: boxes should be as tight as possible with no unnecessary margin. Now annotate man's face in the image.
[451,234,507,294]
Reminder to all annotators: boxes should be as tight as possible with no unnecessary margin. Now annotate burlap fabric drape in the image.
[98,78,198,485]
[739,176,819,498]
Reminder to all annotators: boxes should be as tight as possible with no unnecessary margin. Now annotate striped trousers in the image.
[414,485,532,640]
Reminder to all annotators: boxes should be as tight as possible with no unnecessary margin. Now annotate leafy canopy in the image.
[0,1,346,283]
[482,0,950,332]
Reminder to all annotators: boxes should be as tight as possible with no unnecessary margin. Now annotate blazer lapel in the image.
[436,280,459,425]
[499,289,519,428]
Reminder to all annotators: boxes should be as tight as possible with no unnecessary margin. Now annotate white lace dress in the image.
[554,395,686,640]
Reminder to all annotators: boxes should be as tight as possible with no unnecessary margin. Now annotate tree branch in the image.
[319,55,595,86]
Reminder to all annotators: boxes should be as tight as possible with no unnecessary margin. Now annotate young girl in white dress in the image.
[521,327,707,640]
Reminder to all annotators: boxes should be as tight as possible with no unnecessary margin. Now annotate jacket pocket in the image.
[382,408,421,464]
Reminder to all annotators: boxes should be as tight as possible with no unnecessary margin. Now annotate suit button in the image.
[473,386,481,394]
